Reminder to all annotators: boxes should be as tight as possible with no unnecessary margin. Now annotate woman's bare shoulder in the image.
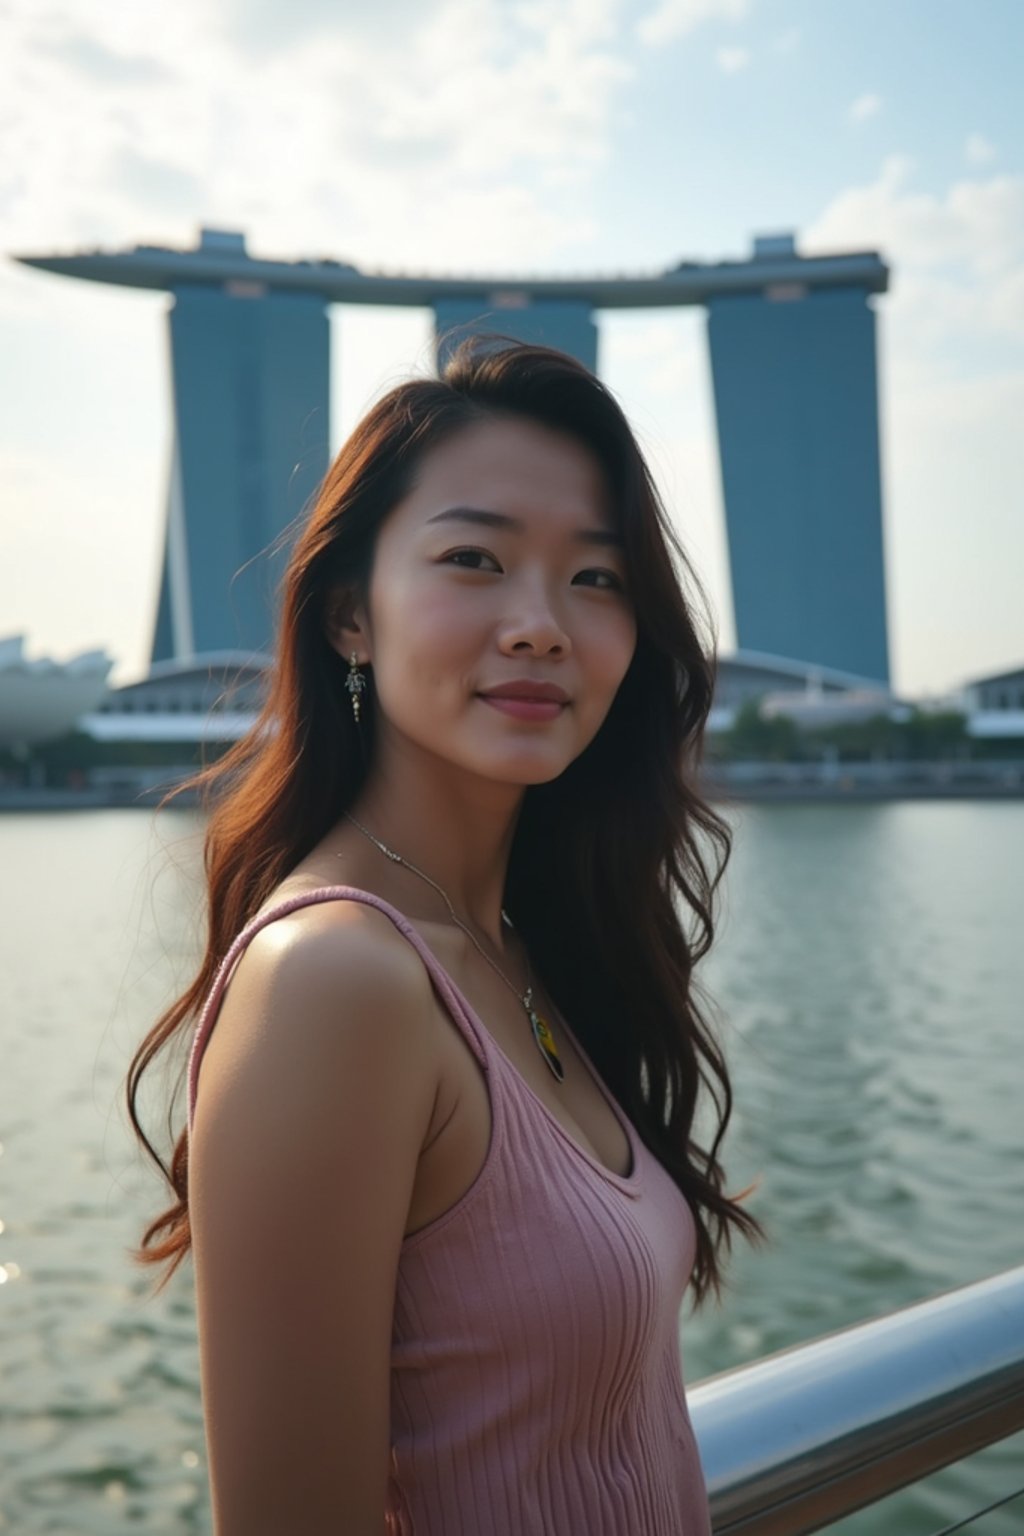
[193,890,441,1135]
[236,886,431,1012]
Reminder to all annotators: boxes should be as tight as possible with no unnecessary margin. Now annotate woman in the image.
[127,335,762,1535]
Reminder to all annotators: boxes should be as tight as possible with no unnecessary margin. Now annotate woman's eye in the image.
[573,568,626,592]
[444,548,502,572]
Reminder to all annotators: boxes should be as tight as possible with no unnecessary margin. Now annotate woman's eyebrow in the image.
[426,506,624,547]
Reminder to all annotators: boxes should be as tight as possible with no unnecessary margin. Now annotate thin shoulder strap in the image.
[186,885,490,1135]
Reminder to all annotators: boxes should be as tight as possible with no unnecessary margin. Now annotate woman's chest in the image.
[405,954,633,1239]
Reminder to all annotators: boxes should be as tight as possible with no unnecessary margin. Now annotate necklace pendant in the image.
[527,1004,565,1083]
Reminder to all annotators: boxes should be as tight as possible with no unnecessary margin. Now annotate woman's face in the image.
[342,413,637,788]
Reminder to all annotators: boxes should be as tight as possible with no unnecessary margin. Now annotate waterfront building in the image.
[18,228,892,686]
[962,663,1024,744]
[80,652,270,746]
[0,635,112,749]
[706,649,901,734]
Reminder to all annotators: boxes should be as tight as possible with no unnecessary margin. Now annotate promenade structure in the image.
[19,228,891,682]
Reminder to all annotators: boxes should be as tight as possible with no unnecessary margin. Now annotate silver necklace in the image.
[341,812,565,1083]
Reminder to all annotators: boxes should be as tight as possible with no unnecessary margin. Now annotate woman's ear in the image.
[324,587,371,664]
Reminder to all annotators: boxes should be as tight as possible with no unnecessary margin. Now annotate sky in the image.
[2,0,1022,698]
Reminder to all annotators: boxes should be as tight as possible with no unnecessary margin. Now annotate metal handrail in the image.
[687,1265,1024,1535]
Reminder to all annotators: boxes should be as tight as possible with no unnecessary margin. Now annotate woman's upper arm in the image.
[188,909,440,1536]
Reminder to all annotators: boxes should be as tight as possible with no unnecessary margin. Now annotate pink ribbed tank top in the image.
[187,887,711,1536]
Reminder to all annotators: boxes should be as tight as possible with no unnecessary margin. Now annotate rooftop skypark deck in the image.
[17,227,888,308]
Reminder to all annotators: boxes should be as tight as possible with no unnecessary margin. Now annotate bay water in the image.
[0,803,1021,1533]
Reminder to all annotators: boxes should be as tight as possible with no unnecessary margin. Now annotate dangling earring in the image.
[345,653,367,723]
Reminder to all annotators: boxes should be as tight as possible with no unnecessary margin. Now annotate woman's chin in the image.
[388,724,579,787]
[467,748,575,788]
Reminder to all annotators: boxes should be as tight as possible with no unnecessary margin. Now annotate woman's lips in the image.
[477,679,569,722]
[478,696,566,722]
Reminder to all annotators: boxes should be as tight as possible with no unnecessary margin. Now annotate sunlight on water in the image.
[0,803,1021,1532]
[685,801,1024,1535]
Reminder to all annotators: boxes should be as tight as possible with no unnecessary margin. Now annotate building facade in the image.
[21,228,893,683]
[707,272,889,683]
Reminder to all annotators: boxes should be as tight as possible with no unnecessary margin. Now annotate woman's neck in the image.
[338,754,525,951]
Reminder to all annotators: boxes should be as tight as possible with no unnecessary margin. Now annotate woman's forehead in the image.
[401,416,615,527]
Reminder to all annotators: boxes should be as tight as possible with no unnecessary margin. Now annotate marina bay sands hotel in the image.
[21,228,892,687]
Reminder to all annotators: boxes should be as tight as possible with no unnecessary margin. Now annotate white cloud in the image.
[637,0,749,48]
[0,0,632,271]
[805,155,1024,299]
[964,132,997,166]
[849,93,882,123]
[716,45,750,73]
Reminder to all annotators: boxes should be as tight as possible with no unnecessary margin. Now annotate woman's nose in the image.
[496,583,571,656]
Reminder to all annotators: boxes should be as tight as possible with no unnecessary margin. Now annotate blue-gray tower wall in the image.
[707,286,890,684]
[433,299,597,373]
[150,516,175,664]
[150,286,330,662]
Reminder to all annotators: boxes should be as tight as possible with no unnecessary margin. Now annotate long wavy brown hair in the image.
[126,334,763,1306]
